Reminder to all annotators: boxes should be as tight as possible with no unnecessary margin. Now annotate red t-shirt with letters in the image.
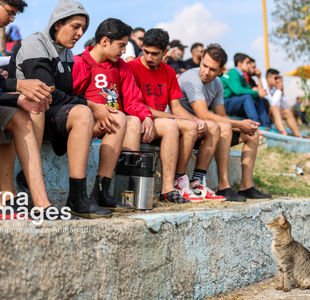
[72,47,152,122]
[128,57,183,111]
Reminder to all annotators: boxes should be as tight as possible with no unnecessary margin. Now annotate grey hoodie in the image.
[9,0,89,106]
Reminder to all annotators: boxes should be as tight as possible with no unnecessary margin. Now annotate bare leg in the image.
[214,121,232,190]
[175,119,197,174]
[66,105,94,179]
[153,118,179,194]
[195,120,220,171]
[238,131,259,190]
[6,109,50,208]
[29,112,45,149]
[0,143,16,201]
[93,111,127,178]
[282,108,302,138]
[269,106,287,135]
[122,116,141,151]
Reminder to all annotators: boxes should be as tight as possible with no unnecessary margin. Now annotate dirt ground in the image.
[204,277,310,300]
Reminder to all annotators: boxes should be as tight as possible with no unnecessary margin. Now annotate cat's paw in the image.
[283,288,291,292]
[276,286,283,290]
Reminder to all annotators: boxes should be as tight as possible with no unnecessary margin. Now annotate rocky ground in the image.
[204,277,310,300]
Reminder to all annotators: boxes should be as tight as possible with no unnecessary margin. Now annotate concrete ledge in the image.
[1,198,309,299]
[15,141,242,206]
[263,131,310,153]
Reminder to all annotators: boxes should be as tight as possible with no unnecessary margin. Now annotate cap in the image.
[169,39,188,51]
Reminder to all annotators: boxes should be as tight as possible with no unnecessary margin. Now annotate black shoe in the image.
[16,170,29,190]
[91,176,135,212]
[216,188,246,202]
[159,190,190,204]
[66,178,112,219]
[238,187,272,199]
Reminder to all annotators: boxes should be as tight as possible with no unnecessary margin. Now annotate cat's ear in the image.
[280,212,287,225]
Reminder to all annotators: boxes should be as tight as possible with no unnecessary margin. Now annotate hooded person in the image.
[9,0,133,218]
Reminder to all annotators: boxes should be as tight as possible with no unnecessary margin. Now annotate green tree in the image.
[272,0,310,62]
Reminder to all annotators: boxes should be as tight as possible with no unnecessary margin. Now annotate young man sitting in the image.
[178,44,271,200]
[221,53,271,128]
[0,0,58,218]
[262,69,302,138]
[72,19,190,204]
[128,29,225,202]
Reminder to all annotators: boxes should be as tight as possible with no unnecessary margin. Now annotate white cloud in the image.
[156,2,229,55]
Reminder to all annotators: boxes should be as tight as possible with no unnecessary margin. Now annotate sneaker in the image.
[190,178,226,201]
[216,188,246,202]
[238,187,272,199]
[91,176,135,212]
[159,190,190,204]
[175,175,204,203]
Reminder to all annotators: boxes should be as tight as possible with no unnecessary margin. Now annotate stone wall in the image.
[0,199,309,299]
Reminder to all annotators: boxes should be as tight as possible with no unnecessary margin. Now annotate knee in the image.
[245,130,259,145]
[183,120,198,138]
[7,109,32,131]
[126,116,140,132]
[218,121,232,136]
[71,105,94,126]
[113,111,127,130]
[163,119,179,135]
[207,121,220,138]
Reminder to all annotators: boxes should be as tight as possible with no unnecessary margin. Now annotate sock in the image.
[192,169,206,183]
[175,173,185,180]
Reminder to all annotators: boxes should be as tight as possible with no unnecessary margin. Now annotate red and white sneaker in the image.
[175,175,204,203]
[190,177,226,201]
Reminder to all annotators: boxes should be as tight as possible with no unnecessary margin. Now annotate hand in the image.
[0,69,8,79]
[17,94,48,114]
[90,102,119,134]
[239,119,260,135]
[141,117,154,143]
[195,119,207,135]
[254,68,262,78]
[258,88,267,98]
[16,79,52,104]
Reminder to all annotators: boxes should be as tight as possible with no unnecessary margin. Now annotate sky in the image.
[11,0,309,105]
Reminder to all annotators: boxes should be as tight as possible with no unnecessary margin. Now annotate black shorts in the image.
[194,131,241,149]
[44,104,76,156]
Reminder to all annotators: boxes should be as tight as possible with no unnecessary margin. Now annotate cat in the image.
[268,212,310,292]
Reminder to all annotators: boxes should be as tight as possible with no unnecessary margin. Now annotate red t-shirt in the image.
[128,57,183,111]
[72,47,152,122]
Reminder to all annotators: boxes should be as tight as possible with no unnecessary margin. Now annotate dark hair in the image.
[3,0,27,12]
[190,42,203,52]
[203,43,227,68]
[95,18,132,44]
[143,28,169,51]
[50,14,87,40]
[233,53,249,66]
[133,27,145,34]
[266,68,280,77]
[249,57,255,63]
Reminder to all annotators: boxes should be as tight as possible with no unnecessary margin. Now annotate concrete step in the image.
[15,141,242,207]
[0,198,309,299]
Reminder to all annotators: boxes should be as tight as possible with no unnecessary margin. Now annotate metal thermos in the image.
[114,151,156,210]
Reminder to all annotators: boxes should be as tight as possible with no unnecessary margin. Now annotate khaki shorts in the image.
[0,106,18,144]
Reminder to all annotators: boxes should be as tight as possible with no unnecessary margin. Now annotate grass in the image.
[252,146,310,197]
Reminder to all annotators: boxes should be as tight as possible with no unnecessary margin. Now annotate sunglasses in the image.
[0,2,16,19]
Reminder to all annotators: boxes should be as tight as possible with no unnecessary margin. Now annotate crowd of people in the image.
[3,0,308,221]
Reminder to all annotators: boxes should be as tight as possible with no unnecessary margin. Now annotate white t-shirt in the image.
[121,41,135,61]
[262,77,288,109]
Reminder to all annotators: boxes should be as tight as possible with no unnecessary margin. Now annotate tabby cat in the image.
[268,212,310,292]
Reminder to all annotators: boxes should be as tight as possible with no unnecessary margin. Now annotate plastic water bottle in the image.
[296,164,304,175]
